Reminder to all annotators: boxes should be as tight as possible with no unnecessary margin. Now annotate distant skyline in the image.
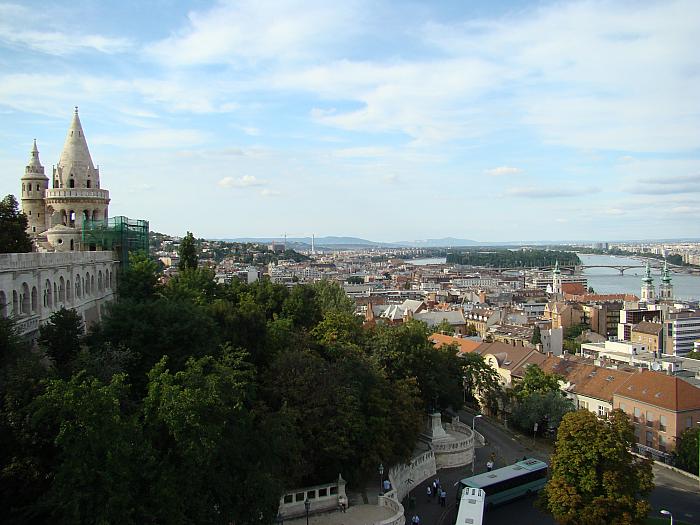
[1,0,699,241]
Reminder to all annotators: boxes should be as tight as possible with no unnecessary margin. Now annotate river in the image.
[410,254,700,301]
[579,254,700,301]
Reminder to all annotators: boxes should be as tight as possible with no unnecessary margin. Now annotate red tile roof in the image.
[430,333,481,355]
[614,369,700,412]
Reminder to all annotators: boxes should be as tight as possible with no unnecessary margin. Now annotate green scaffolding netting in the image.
[82,216,149,266]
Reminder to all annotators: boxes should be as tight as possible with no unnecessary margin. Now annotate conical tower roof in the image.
[23,139,46,178]
[553,260,560,274]
[58,107,95,172]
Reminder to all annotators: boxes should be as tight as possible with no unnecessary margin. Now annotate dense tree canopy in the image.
[541,410,653,525]
[178,231,198,271]
[446,249,580,268]
[673,426,699,475]
[1,272,467,523]
[0,195,32,254]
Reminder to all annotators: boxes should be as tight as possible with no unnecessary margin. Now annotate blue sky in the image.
[1,0,699,242]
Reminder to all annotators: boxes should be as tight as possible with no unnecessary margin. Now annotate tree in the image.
[0,195,32,254]
[511,391,574,434]
[281,285,321,328]
[685,350,700,360]
[38,308,84,378]
[311,279,354,315]
[541,410,654,525]
[673,426,699,475]
[178,231,198,271]
[465,323,478,337]
[118,252,160,302]
[531,325,542,346]
[513,365,562,401]
[435,319,454,335]
[460,352,502,409]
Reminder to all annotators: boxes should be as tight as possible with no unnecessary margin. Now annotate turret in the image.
[20,139,49,235]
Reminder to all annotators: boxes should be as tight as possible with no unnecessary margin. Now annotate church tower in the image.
[659,260,674,301]
[552,260,562,295]
[640,262,655,303]
[20,139,49,236]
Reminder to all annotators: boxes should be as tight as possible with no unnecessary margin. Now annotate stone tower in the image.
[41,108,110,251]
[640,261,655,303]
[552,260,562,295]
[20,139,49,235]
[659,260,673,301]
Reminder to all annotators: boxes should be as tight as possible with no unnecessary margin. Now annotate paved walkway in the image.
[283,504,393,524]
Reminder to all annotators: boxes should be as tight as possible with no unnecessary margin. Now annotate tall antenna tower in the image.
[283,233,287,251]
[311,234,315,255]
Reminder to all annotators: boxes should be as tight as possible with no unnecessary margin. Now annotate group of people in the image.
[426,478,447,507]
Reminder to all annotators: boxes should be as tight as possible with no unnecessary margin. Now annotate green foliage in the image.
[178,231,198,271]
[118,252,160,302]
[38,308,84,378]
[667,254,683,266]
[460,351,502,407]
[347,276,364,284]
[531,325,542,345]
[685,351,700,360]
[446,249,580,268]
[565,323,589,340]
[435,319,454,335]
[312,279,355,315]
[281,285,321,328]
[31,373,145,524]
[161,267,218,305]
[541,410,654,525]
[465,323,478,336]
[511,391,574,433]
[0,195,32,254]
[673,426,699,475]
[513,365,562,401]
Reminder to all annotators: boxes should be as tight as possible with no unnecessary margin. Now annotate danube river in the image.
[410,254,700,301]
[579,254,700,301]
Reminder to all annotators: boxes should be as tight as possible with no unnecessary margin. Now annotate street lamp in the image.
[660,509,673,525]
[472,414,483,430]
[379,463,384,495]
[304,499,310,525]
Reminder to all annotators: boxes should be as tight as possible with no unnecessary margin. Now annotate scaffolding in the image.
[82,216,149,266]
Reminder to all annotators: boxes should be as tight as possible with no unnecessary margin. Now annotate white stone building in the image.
[2,109,120,337]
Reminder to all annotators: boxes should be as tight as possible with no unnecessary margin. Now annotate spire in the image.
[662,260,672,284]
[642,261,653,284]
[26,139,44,172]
[553,260,560,274]
[58,106,95,173]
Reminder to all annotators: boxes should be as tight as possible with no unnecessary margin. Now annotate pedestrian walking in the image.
[432,479,437,493]
[440,489,446,507]
[426,485,432,501]
[486,460,494,472]
[383,479,391,493]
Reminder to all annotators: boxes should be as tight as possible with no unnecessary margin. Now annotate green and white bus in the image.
[456,458,548,509]
[455,487,485,525]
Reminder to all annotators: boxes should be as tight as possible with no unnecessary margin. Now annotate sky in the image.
[0,0,699,242]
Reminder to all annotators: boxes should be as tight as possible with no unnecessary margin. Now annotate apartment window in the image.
[619,403,626,413]
[579,400,589,410]
[646,411,654,428]
[598,406,609,418]
[686,416,693,429]
[634,408,641,423]
[645,431,653,448]
[659,415,667,432]
[659,435,667,452]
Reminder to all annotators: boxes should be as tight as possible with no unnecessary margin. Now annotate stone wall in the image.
[0,251,118,337]
[436,417,475,468]
[389,450,437,503]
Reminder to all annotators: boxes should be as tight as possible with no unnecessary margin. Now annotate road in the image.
[404,410,700,525]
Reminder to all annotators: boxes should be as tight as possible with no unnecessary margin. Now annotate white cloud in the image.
[218,175,266,188]
[484,166,522,177]
[92,128,207,149]
[0,4,132,55]
[506,186,600,198]
[260,188,281,197]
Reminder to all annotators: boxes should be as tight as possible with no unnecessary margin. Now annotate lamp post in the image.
[660,509,673,525]
[379,463,384,495]
[304,499,310,525]
[472,414,482,430]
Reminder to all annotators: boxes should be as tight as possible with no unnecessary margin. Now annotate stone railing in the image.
[435,416,474,468]
[375,492,404,525]
[278,474,347,519]
[15,314,40,336]
[0,251,116,271]
[45,189,109,200]
[389,450,436,503]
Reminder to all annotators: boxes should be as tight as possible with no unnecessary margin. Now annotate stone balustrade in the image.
[278,475,347,519]
[375,492,404,525]
[389,450,436,503]
[45,188,109,200]
[0,251,115,271]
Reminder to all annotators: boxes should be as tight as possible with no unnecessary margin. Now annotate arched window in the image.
[70,239,74,251]
[21,283,30,315]
[69,179,75,188]
[87,180,91,188]
[66,280,72,302]
[0,291,7,318]
[85,273,90,296]
[98,271,103,292]
[69,210,76,227]
[83,210,89,223]
[22,183,25,192]
[92,209,99,221]
[59,277,65,303]
[53,282,57,306]
[36,183,40,191]
[45,280,52,309]
[91,275,95,295]
[75,275,81,299]
[12,290,18,316]
[31,286,38,313]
